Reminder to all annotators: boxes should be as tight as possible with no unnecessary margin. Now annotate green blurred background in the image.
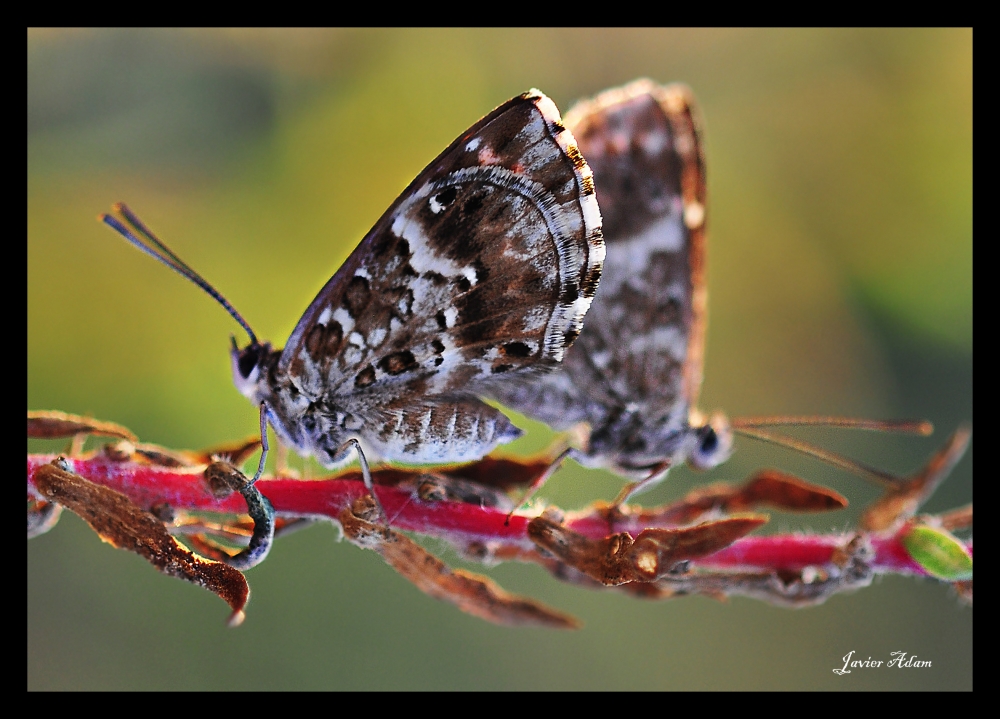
[28,29,971,690]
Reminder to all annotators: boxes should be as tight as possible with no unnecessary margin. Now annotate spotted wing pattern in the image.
[491,80,710,475]
[245,91,604,466]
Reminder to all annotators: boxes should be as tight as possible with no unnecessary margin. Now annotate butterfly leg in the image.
[250,402,269,484]
[336,438,388,526]
[611,462,672,509]
[504,447,573,526]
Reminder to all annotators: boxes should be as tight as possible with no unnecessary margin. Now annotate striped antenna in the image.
[730,416,934,488]
[732,416,932,435]
[99,203,258,346]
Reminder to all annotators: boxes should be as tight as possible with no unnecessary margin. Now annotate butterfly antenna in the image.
[99,203,259,346]
[732,416,933,435]
[730,419,929,488]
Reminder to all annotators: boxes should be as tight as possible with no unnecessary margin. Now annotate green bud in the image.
[901,525,972,581]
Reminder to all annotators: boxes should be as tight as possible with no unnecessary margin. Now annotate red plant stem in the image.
[27,454,969,578]
[28,455,531,540]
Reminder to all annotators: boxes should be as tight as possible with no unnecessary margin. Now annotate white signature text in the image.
[833,651,932,675]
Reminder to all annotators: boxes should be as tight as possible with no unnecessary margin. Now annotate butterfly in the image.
[103,90,605,482]
[490,80,720,498]
[492,79,929,504]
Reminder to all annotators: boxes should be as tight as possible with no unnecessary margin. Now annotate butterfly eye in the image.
[429,186,458,214]
[689,426,719,469]
[688,416,733,470]
[699,427,718,454]
[238,344,261,380]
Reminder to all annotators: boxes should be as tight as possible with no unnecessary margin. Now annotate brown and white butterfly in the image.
[103,90,605,480]
[491,81,720,493]
[492,79,928,503]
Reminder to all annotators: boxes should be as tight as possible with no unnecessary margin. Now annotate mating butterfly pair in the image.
[103,80,917,517]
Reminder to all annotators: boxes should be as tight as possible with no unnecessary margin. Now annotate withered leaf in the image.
[32,461,249,625]
[186,435,263,467]
[939,504,973,532]
[133,444,198,468]
[735,471,847,512]
[629,516,769,580]
[414,473,514,509]
[100,440,199,468]
[28,410,138,442]
[340,497,579,629]
[529,515,767,585]
[440,454,553,491]
[529,517,638,586]
[598,472,845,530]
[861,426,971,531]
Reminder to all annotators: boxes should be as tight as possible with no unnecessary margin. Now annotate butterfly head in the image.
[585,406,731,479]
[686,410,733,471]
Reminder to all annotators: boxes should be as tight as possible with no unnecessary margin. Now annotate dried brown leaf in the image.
[339,497,579,629]
[413,473,514,509]
[440,454,552,491]
[736,471,848,512]
[101,440,199,468]
[529,515,768,585]
[133,444,198,468]
[601,472,845,529]
[630,516,769,580]
[938,504,973,532]
[529,516,639,586]
[861,426,971,531]
[332,465,521,509]
[186,436,263,467]
[32,461,249,625]
[28,410,138,442]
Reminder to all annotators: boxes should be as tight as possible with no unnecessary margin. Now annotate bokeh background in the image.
[28,28,971,690]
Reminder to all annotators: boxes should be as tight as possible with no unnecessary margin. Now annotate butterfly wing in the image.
[492,81,708,468]
[267,91,604,465]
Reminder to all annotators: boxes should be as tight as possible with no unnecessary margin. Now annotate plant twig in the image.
[28,412,972,625]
